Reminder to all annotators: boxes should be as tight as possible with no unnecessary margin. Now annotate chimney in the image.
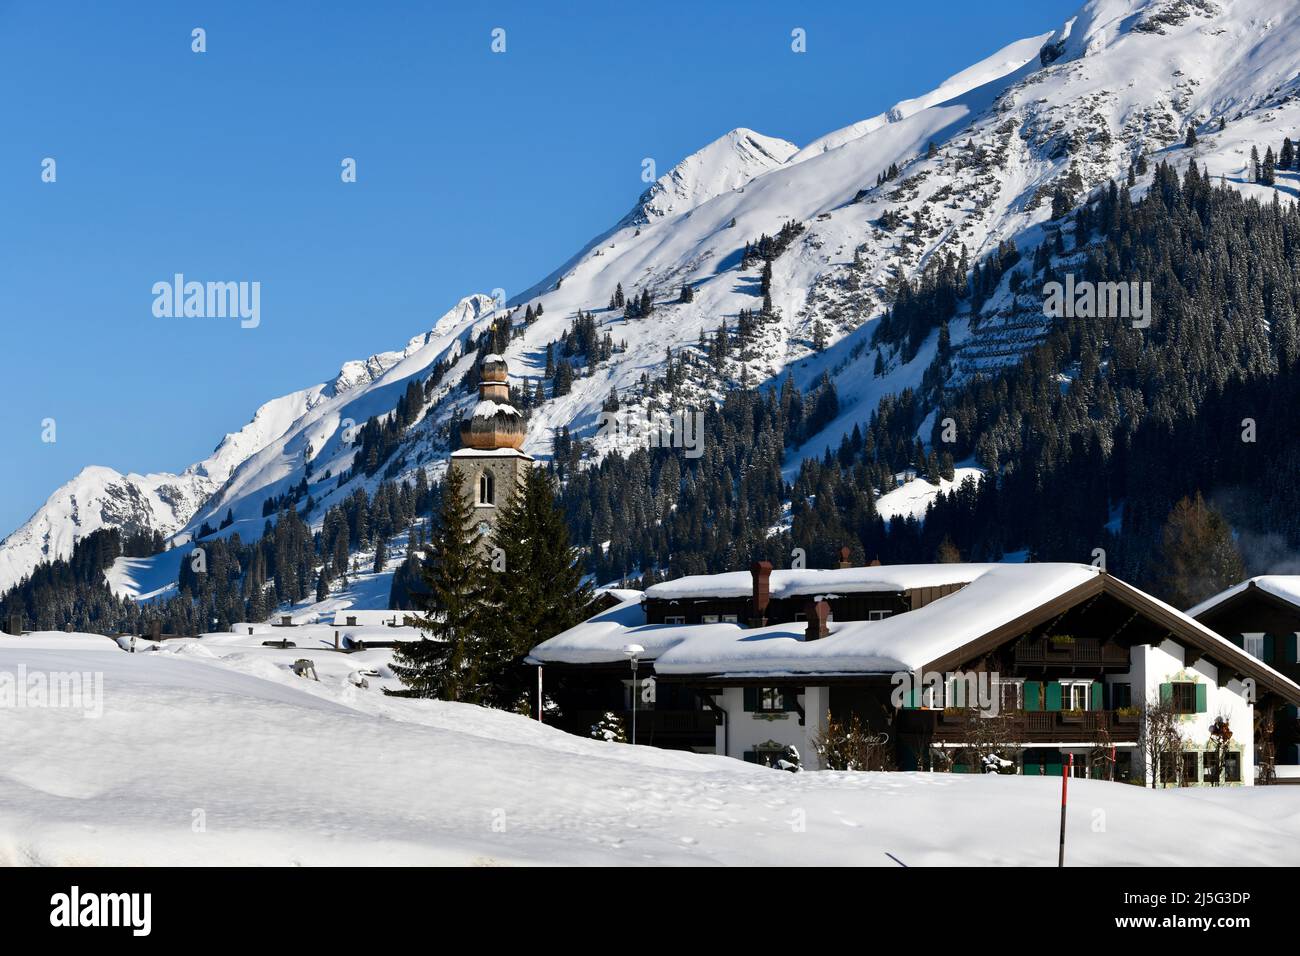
[838,546,852,569]
[805,599,831,641]
[749,561,773,627]
[8,613,23,636]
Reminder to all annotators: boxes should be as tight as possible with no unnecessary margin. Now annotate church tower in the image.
[449,354,532,545]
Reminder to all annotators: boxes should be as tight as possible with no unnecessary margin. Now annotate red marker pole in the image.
[1110,744,1116,782]
[1058,752,1073,867]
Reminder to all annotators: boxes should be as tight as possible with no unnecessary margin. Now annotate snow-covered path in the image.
[2,633,1297,866]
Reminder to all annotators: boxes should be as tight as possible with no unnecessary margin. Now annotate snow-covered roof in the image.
[1186,576,1300,619]
[483,353,505,363]
[534,564,1099,674]
[449,447,533,459]
[465,400,519,420]
[643,563,995,602]
[534,564,1300,700]
[330,609,408,627]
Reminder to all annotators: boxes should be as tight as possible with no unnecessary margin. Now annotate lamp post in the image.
[623,643,644,745]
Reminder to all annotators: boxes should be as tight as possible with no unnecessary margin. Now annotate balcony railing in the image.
[929,708,1140,743]
[1013,637,1130,667]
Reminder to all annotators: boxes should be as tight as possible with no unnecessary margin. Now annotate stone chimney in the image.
[7,613,23,636]
[749,560,773,627]
[805,599,831,641]
[838,546,852,569]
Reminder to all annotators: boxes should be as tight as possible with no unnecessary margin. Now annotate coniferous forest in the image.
[6,161,1300,632]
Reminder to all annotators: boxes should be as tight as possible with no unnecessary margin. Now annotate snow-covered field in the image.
[2,630,1297,866]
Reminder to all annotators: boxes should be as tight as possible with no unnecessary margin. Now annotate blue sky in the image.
[0,0,1081,536]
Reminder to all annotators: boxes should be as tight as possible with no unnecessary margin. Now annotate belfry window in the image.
[478,470,495,506]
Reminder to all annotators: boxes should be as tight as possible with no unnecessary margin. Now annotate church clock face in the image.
[477,521,490,538]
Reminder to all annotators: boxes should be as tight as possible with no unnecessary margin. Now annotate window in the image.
[1115,751,1133,783]
[1225,753,1241,783]
[996,678,1024,713]
[1243,633,1266,660]
[720,614,739,623]
[793,612,807,622]
[1181,752,1199,786]
[1062,681,1092,711]
[1159,753,1179,785]
[1171,682,1197,714]
[702,614,719,624]
[758,687,784,711]
[663,615,685,625]
[1203,752,1219,784]
[868,610,892,621]
[1110,682,1132,709]
[478,470,495,506]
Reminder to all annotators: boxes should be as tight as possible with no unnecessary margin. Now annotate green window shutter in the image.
[743,687,758,712]
[950,678,965,707]
[1228,634,1243,648]
[1045,753,1063,776]
[1159,682,1173,706]
[1091,682,1103,710]
[1045,682,1063,711]
[742,750,757,763]
[1195,683,1207,713]
[1264,634,1276,664]
[1024,681,1042,712]
[1284,633,1298,665]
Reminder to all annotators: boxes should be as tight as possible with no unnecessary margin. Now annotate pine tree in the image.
[315,569,329,602]
[388,469,489,700]
[1262,146,1276,186]
[373,536,387,574]
[483,466,594,708]
[1152,492,1244,610]
[1185,126,1197,148]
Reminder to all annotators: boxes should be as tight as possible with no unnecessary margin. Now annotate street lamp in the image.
[623,643,645,745]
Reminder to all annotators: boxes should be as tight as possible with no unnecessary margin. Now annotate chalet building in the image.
[329,609,418,650]
[529,562,1300,782]
[1189,577,1300,779]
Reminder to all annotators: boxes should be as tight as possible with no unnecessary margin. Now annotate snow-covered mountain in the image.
[6,0,1300,596]
[0,295,498,592]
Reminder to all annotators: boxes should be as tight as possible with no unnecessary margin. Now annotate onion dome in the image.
[460,355,526,450]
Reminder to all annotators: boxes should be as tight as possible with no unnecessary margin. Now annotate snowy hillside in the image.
[3,629,1297,866]
[0,295,497,593]
[6,0,1300,596]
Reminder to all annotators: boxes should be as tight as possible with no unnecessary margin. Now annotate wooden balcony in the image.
[1013,637,1130,668]
[928,709,1140,744]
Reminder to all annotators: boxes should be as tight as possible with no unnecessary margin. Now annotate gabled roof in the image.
[643,563,997,602]
[1187,576,1300,619]
[533,563,1094,672]
[330,609,406,627]
[529,563,1300,704]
